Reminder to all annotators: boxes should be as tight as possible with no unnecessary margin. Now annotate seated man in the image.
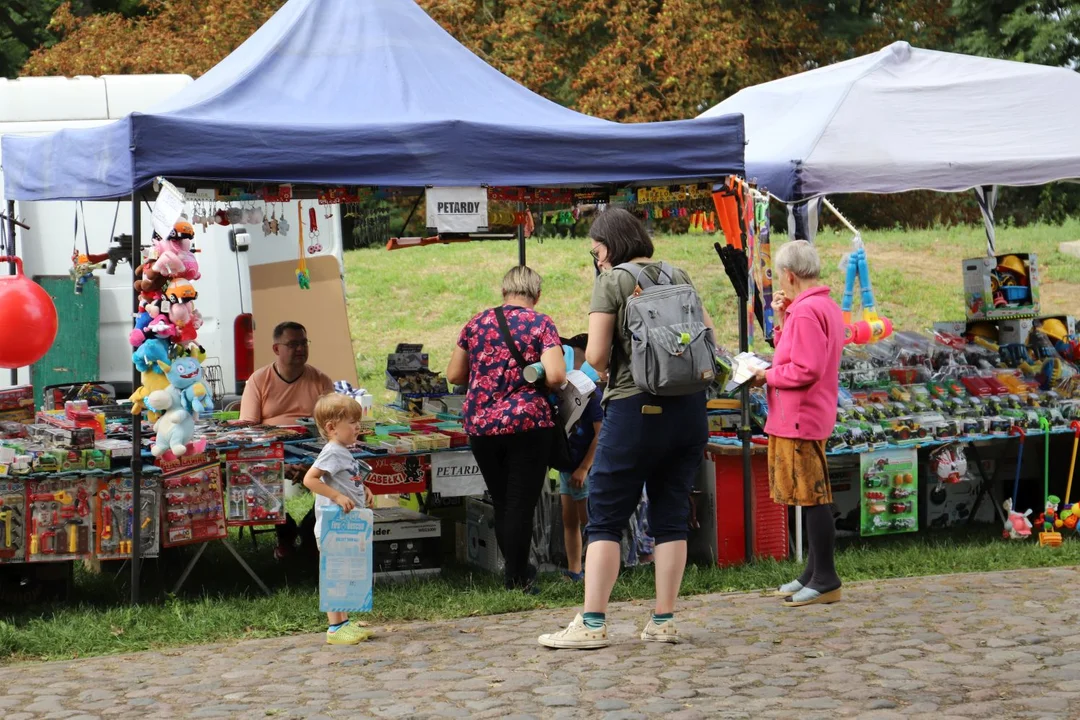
[240,321,333,558]
[240,321,333,426]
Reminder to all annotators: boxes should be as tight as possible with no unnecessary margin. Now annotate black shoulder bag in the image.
[493,307,574,471]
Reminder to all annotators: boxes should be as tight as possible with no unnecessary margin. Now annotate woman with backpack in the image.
[446,266,566,594]
[539,208,716,649]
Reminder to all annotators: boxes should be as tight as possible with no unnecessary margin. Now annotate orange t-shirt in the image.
[239,364,334,426]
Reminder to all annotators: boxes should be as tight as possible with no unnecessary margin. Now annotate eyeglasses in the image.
[277,340,310,350]
[589,246,603,262]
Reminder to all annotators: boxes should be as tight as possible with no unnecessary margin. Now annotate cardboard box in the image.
[963,253,1040,321]
[398,492,465,560]
[997,318,1034,347]
[0,385,33,413]
[372,506,441,581]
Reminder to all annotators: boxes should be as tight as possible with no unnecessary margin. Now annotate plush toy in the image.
[129,311,153,347]
[133,337,171,372]
[176,309,203,344]
[134,260,167,295]
[146,397,194,457]
[173,341,207,363]
[129,368,171,421]
[151,221,200,280]
[164,279,198,327]
[157,357,213,418]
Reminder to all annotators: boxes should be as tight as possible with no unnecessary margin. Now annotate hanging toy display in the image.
[129,218,212,458]
[307,207,323,254]
[296,201,311,290]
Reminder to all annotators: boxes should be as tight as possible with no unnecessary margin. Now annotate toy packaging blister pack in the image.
[26,476,93,561]
[159,454,226,547]
[0,480,27,563]
[860,448,919,536]
[318,504,374,613]
[95,475,160,560]
[224,443,286,526]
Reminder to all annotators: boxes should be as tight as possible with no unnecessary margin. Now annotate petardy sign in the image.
[425,187,488,233]
[431,450,486,497]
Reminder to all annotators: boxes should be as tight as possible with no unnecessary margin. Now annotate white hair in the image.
[775,240,821,280]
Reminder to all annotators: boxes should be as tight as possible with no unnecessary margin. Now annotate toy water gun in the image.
[840,239,893,345]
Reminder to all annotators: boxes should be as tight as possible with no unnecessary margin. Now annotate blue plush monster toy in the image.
[132,338,170,373]
[161,357,213,417]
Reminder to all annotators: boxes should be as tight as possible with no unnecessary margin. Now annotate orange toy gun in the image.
[386,233,516,251]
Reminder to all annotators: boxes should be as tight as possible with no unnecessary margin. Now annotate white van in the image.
[0,75,347,399]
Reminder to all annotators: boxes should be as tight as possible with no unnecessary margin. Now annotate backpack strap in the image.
[615,261,676,290]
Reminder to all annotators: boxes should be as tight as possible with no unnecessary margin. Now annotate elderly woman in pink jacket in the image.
[752,240,844,608]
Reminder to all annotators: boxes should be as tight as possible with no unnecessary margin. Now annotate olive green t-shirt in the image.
[588,262,695,405]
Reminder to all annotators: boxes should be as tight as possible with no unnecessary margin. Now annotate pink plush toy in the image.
[151,221,201,280]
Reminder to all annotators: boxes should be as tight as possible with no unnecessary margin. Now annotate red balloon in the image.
[0,257,59,369]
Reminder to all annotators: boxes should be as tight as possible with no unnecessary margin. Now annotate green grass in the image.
[5,523,1080,663]
[0,221,1078,664]
[344,219,1080,403]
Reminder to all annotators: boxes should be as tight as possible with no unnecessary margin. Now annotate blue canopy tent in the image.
[0,0,747,602]
[1,0,744,200]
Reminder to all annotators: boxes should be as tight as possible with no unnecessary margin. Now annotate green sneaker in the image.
[326,623,372,645]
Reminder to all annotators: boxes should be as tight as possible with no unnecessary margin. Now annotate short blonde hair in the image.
[313,393,363,439]
[501,266,542,303]
[775,240,821,280]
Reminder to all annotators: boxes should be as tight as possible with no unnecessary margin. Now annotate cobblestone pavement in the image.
[4,566,1080,719]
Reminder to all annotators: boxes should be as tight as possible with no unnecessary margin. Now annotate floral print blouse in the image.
[457,305,561,437]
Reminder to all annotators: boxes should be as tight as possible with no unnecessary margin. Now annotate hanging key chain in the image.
[307,207,322,254]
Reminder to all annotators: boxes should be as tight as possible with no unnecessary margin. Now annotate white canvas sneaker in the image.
[538,613,609,649]
[640,617,681,643]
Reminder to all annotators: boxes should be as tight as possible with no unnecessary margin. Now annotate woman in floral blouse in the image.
[447,266,566,592]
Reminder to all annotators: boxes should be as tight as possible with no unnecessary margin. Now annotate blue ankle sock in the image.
[582,612,606,629]
[328,620,348,632]
[652,612,674,625]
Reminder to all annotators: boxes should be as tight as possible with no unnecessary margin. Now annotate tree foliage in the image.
[952,0,1080,68]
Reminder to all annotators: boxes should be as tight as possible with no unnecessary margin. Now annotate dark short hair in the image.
[590,208,654,266]
[273,321,306,341]
[560,334,589,351]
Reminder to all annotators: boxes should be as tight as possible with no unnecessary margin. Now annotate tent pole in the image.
[130,193,143,605]
[974,185,998,258]
[517,201,526,266]
[5,200,17,386]
[738,289,754,563]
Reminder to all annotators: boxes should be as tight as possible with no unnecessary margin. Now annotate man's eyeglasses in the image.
[277,340,310,350]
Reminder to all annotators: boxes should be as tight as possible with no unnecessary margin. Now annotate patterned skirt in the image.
[768,436,833,507]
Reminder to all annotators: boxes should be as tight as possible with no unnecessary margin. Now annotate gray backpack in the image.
[616,262,718,396]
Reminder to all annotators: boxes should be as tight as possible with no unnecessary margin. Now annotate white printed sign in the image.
[431,451,486,497]
[425,186,488,233]
[151,178,186,240]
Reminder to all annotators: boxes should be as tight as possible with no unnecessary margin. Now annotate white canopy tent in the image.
[699,41,1080,253]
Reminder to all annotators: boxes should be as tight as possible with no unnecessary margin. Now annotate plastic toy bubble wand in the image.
[296,201,310,290]
[1041,416,1051,511]
[1010,425,1026,510]
[825,198,893,346]
[1065,421,1080,506]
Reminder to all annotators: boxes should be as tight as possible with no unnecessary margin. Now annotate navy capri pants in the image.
[586,391,708,545]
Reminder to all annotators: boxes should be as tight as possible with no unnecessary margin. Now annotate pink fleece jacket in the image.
[764,286,844,441]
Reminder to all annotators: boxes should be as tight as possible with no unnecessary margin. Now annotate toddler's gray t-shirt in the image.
[312,441,368,540]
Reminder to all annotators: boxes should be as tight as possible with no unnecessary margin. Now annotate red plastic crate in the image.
[708,448,788,566]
